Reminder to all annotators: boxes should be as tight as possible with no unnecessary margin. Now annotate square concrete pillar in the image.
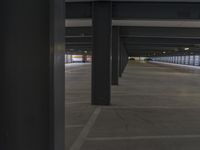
[112,27,120,85]
[92,1,112,105]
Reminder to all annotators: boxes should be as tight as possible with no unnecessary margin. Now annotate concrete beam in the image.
[120,27,200,39]
[65,27,200,39]
[122,37,200,45]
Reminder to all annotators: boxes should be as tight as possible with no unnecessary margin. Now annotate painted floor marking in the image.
[86,134,200,141]
[102,106,200,109]
[66,125,85,128]
[69,107,101,150]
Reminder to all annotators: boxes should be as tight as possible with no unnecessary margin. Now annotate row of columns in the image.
[0,1,128,149]
[92,1,129,106]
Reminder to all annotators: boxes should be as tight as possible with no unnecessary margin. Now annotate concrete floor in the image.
[66,61,200,150]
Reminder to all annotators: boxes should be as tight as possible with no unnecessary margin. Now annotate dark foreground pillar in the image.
[92,1,112,105]
[112,27,120,85]
[1,0,65,150]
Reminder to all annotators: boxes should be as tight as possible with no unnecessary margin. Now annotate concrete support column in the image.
[119,42,128,77]
[193,55,195,66]
[1,0,65,150]
[92,1,112,105]
[180,55,182,64]
[112,27,120,85]
[123,49,129,72]
[119,43,122,77]
[0,3,4,149]
[119,42,123,77]
[198,55,200,66]
[184,55,186,65]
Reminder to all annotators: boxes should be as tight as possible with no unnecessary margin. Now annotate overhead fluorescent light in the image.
[184,48,190,51]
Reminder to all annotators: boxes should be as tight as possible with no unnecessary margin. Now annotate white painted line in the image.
[65,68,84,73]
[66,125,85,128]
[66,101,89,105]
[102,106,200,109]
[70,107,101,150]
[65,63,90,66]
[86,135,200,141]
[112,93,200,96]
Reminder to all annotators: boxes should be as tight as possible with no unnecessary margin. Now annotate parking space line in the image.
[70,107,101,150]
[66,125,85,128]
[86,135,200,141]
[101,106,200,109]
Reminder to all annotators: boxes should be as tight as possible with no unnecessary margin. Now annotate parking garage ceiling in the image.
[66,19,200,28]
[65,26,200,56]
[65,1,200,56]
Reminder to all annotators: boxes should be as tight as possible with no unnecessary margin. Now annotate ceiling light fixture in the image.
[184,48,190,51]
